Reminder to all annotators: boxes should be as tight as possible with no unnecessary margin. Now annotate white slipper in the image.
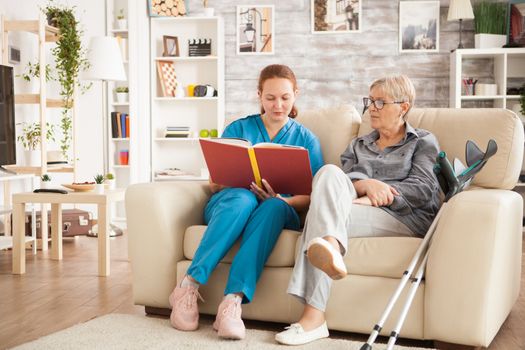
[306,237,347,280]
[275,322,329,345]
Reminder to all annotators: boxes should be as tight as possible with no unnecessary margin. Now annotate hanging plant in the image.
[43,1,91,160]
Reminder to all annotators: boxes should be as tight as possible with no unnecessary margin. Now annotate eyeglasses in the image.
[362,97,404,112]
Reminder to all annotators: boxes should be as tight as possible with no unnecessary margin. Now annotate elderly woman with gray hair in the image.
[275,75,441,345]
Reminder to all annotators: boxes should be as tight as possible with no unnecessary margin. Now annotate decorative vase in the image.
[116,92,128,103]
[203,8,215,17]
[95,184,105,194]
[24,150,41,167]
[175,84,185,98]
[105,179,116,190]
[474,34,507,49]
[117,19,127,30]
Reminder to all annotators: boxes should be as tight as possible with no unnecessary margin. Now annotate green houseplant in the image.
[94,174,105,194]
[40,1,91,160]
[105,173,116,190]
[116,8,127,29]
[41,174,52,189]
[17,122,56,167]
[473,1,508,48]
[115,86,129,103]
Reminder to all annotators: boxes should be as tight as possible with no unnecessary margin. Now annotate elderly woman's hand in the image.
[354,179,399,207]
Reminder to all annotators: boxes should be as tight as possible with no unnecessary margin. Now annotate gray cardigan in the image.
[340,122,441,236]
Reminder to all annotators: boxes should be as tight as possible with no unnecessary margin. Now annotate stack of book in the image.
[111,112,130,138]
[165,126,190,138]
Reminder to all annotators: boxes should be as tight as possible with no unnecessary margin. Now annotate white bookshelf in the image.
[450,48,525,189]
[150,17,224,182]
[450,48,525,109]
[106,0,138,218]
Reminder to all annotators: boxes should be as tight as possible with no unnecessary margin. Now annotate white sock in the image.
[181,276,199,289]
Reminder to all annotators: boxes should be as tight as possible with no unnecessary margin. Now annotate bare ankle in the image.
[298,305,326,331]
[322,236,342,253]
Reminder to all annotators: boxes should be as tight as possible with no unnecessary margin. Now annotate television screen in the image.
[0,64,16,167]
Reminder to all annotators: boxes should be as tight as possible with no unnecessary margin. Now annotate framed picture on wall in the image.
[399,1,440,53]
[236,5,274,55]
[311,0,362,34]
[508,0,525,47]
[162,36,180,56]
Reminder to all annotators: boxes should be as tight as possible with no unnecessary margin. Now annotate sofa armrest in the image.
[125,181,210,307]
[425,189,523,346]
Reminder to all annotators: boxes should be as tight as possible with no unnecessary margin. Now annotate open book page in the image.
[213,138,252,147]
[253,142,305,149]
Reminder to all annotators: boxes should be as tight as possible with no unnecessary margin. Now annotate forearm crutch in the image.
[359,206,444,350]
[360,139,497,350]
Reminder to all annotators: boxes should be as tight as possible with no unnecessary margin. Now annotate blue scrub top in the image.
[222,114,324,176]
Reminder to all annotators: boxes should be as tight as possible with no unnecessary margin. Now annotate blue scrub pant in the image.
[186,188,300,303]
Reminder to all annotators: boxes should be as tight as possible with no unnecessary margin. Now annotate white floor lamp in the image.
[83,36,126,237]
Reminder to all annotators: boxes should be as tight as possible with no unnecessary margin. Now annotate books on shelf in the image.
[199,138,313,195]
[111,112,130,138]
[165,126,190,138]
[116,35,128,61]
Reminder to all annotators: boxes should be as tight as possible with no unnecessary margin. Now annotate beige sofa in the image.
[126,106,523,347]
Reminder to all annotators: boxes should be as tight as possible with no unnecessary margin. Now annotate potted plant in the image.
[105,173,116,190]
[203,0,214,17]
[473,1,507,49]
[41,174,52,189]
[43,1,90,160]
[116,8,127,30]
[17,122,56,166]
[115,86,129,103]
[94,174,105,194]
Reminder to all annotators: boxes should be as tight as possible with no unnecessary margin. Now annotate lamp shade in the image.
[447,0,474,21]
[83,36,126,81]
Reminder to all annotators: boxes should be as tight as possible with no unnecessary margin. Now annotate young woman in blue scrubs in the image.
[169,64,324,340]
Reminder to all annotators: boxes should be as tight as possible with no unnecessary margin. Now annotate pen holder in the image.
[464,84,475,96]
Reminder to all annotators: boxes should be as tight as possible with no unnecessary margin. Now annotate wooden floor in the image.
[0,234,523,350]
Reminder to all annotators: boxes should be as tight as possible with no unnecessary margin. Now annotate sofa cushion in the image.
[358,108,523,190]
[184,225,301,267]
[184,225,422,278]
[296,104,361,167]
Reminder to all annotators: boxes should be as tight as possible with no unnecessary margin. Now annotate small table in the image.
[11,189,125,277]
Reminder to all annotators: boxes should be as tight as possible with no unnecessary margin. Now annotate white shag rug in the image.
[12,314,434,350]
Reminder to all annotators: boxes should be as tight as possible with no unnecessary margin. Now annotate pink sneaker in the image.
[213,296,246,340]
[168,285,203,331]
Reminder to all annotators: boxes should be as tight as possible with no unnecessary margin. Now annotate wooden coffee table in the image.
[11,189,125,276]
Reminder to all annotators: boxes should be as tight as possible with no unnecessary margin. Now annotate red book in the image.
[199,138,313,195]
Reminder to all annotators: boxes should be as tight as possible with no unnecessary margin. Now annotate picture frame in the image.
[311,0,362,34]
[163,35,180,57]
[507,0,525,47]
[147,0,187,17]
[156,60,178,97]
[399,1,439,53]
[236,5,275,55]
